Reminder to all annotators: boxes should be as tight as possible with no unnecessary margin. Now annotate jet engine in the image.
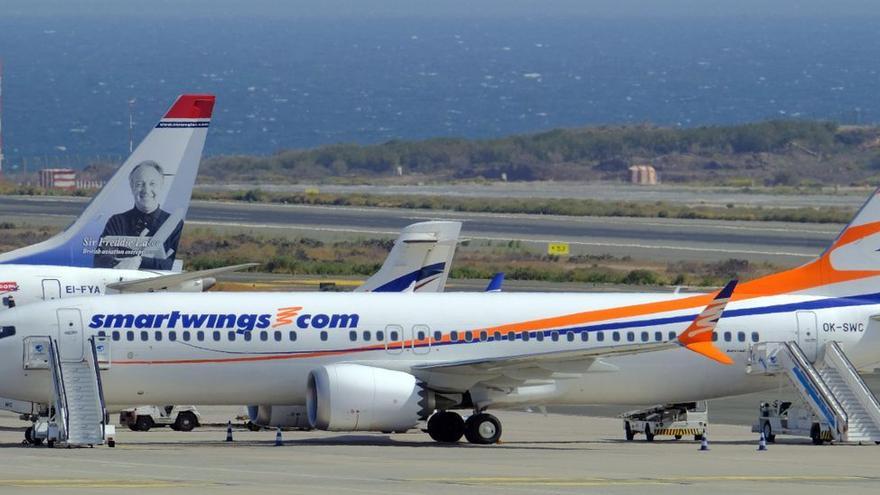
[307,364,436,432]
[246,405,311,429]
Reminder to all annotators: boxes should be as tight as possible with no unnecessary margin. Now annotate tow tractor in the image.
[120,405,201,432]
[621,401,708,441]
[752,400,833,445]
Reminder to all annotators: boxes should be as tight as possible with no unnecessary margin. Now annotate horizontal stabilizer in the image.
[107,263,258,293]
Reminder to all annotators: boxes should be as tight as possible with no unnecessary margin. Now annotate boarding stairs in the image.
[46,337,107,446]
[748,341,880,443]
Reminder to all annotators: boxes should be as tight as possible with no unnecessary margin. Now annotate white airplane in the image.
[0,94,237,310]
[5,190,880,444]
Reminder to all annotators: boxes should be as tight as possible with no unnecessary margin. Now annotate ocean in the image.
[0,16,878,168]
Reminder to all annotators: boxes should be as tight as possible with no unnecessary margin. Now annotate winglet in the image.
[678,280,737,365]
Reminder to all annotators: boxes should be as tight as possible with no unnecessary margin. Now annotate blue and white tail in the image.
[355,221,461,293]
[0,94,215,270]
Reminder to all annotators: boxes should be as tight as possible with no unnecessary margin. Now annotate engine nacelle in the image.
[246,405,311,429]
[307,364,433,432]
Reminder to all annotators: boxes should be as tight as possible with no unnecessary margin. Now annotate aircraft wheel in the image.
[674,435,682,440]
[427,411,465,443]
[644,424,655,442]
[810,424,824,445]
[624,422,635,441]
[246,421,262,432]
[464,413,502,445]
[24,426,43,445]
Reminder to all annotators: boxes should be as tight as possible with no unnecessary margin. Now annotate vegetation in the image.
[197,120,880,185]
[194,189,855,224]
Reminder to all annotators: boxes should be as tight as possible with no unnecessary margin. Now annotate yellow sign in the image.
[548,242,570,256]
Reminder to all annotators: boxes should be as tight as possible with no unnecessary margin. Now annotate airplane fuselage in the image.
[1,291,877,408]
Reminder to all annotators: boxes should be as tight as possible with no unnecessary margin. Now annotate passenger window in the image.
[668,331,676,340]
[597,332,605,342]
[390,330,399,341]
[581,332,588,341]
[522,332,530,342]
[567,332,575,342]
[613,332,620,342]
[349,331,357,341]
[465,331,473,343]
[197,331,205,342]
[260,331,268,342]
[182,331,191,342]
[140,331,148,341]
[738,332,746,342]
[376,331,384,341]
[320,331,328,341]
[654,331,662,341]
[169,331,177,342]
[507,331,515,341]
[535,332,544,342]
[723,332,731,342]
[155,331,163,341]
[126,331,134,342]
[493,331,501,341]
[751,332,759,343]
[712,332,718,342]
[641,331,649,342]
[243,332,252,342]
[434,331,443,341]
[451,331,458,341]
[274,331,282,342]
[213,331,220,341]
[363,331,371,341]
[626,332,634,342]
[228,331,236,342]
[112,331,120,342]
[479,331,487,341]
[97,330,106,337]
[417,330,426,341]
[289,331,297,341]
[551,331,559,342]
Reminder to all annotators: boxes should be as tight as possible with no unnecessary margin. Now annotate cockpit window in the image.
[0,326,15,339]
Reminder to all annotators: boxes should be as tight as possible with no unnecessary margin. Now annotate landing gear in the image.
[464,413,502,445]
[427,411,465,443]
[24,426,44,446]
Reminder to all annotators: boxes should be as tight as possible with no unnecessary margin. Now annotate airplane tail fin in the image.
[740,187,880,298]
[355,221,462,293]
[485,272,505,292]
[678,280,736,365]
[0,94,215,269]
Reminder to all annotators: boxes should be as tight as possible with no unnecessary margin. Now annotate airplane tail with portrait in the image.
[0,94,215,268]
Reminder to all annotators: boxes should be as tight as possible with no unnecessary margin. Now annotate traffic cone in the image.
[699,435,709,451]
[274,428,283,447]
[226,421,233,442]
[757,432,768,451]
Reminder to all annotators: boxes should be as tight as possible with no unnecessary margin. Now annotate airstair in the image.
[748,341,880,444]
[27,335,108,446]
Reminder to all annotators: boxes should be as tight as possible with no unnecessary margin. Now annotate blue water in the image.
[1,16,878,167]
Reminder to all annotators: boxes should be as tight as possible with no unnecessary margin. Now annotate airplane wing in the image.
[106,263,259,293]
[412,280,737,390]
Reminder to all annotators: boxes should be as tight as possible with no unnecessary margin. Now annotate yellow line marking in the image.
[0,479,209,488]
[414,475,877,487]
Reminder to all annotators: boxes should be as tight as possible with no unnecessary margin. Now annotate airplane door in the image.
[42,279,62,301]
[796,311,819,362]
[56,308,84,362]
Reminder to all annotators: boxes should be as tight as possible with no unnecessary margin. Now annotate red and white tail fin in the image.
[0,94,215,269]
[678,280,736,365]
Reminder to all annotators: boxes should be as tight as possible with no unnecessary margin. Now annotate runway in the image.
[0,195,843,264]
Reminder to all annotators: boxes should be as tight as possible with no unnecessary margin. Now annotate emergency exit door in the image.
[796,311,818,362]
[42,279,62,301]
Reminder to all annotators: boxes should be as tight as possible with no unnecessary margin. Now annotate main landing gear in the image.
[427,411,503,445]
